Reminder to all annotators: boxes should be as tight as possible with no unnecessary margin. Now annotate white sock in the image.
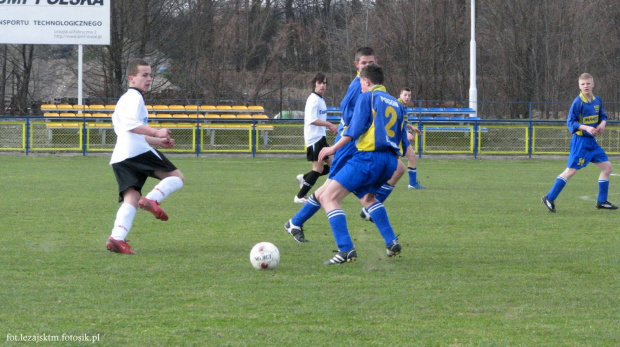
[110,203,137,241]
[145,176,184,203]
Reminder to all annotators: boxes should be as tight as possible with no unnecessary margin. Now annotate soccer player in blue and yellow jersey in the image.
[398,88,426,190]
[318,63,410,265]
[541,73,617,212]
[284,47,376,243]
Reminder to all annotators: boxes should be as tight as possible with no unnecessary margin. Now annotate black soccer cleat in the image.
[541,195,556,213]
[386,240,402,257]
[359,208,373,222]
[595,201,618,210]
[284,220,308,243]
[324,249,357,265]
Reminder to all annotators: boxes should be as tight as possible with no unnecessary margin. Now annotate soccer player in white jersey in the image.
[106,59,185,254]
[294,72,338,203]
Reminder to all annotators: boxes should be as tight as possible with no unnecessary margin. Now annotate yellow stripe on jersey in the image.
[357,108,377,151]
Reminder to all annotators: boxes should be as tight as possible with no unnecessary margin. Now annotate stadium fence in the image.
[4,115,620,158]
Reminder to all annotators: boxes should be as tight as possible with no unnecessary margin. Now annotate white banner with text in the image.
[0,0,110,45]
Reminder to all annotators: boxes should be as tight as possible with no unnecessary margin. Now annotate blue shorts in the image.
[328,141,357,179]
[567,135,608,169]
[332,151,398,198]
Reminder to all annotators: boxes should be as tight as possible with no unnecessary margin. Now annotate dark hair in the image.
[360,63,384,85]
[400,88,411,94]
[355,47,375,62]
[127,59,150,77]
[311,72,327,89]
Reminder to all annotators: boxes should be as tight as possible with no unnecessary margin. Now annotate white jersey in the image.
[110,88,157,164]
[304,92,328,147]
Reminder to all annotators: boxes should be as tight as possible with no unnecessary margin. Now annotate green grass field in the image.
[1,156,618,346]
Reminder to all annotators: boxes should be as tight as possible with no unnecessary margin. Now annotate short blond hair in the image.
[579,73,593,81]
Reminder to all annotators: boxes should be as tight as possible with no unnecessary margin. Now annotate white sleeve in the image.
[304,95,319,125]
[114,93,146,132]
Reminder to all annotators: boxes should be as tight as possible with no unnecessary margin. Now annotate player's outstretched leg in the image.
[106,237,136,254]
[140,176,184,221]
[284,220,308,243]
[366,201,401,257]
[139,198,169,221]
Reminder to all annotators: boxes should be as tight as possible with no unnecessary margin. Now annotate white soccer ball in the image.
[250,242,280,270]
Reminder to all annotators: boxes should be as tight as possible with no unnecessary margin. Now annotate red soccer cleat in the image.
[106,237,136,254]
[138,198,169,221]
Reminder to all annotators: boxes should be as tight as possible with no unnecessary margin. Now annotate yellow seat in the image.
[157,113,173,118]
[185,105,198,111]
[88,104,106,111]
[204,114,220,119]
[92,113,108,118]
[60,112,76,117]
[236,114,252,119]
[44,112,60,117]
[252,114,269,119]
[72,105,88,110]
[188,114,202,119]
[216,105,232,111]
[232,105,248,111]
[169,105,186,111]
[83,113,93,117]
[200,105,217,111]
[248,105,265,111]
[41,104,57,111]
[152,105,169,111]
[105,105,116,110]
[172,114,189,118]
[145,105,154,111]
[56,104,73,110]
[220,114,237,119]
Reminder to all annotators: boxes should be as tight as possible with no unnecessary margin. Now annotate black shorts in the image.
[306,136,330,162]
[112,150,177,202]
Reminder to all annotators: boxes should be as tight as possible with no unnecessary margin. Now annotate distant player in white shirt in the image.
[106,59,185,254]
[294,72,338,203]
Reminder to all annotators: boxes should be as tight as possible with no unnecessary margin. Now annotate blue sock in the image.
[408,168,417,186]
[367,202,397,246]
[326,209,353,251]
[547,176,567,201]
[375,184,394,203]
[597,179,609,203]
[291,195,321,227]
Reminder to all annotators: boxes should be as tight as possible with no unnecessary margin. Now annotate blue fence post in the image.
[418,120,423,158]
[473,120,479,159]
[82,117,87,156]
[251,120,257,157]
[25,117,30,155]
[528,102,533,158]
[195,120,201,157]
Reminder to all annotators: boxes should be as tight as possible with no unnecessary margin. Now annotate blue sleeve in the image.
[599,99,608,122]
[343,94,372,140]
[566,98,581,134]
[339,78,361,127]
